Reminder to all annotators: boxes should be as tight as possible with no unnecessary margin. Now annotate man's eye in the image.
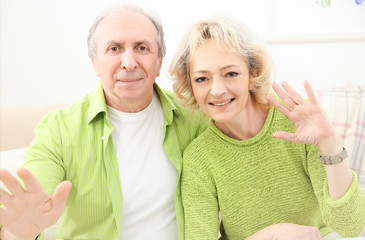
[109,47,119,52]
[226,72,238,77]
[138,46,148,51]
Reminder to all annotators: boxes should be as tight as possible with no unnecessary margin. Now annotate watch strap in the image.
[319,147,348,165]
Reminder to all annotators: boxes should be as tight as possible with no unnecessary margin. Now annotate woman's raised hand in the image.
[266,81,341,153]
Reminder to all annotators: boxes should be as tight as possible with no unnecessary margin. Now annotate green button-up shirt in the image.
[23,82,207,240]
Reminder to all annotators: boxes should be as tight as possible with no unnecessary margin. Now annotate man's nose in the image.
[210,77,226,97]
[121,50,137,71]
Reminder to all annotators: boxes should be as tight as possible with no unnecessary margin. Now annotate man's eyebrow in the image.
[104,40,122,48]
[134,40,153,46]
[103,40,154,49]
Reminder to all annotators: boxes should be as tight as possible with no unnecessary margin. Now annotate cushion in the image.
[315,84,365,194]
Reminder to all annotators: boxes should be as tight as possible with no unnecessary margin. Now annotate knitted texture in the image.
[182,107,365,240]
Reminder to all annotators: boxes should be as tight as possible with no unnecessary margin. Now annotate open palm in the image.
[266,81,336,147]
[0,168,71,238]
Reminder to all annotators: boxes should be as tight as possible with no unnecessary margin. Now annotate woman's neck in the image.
[214,101,270,141]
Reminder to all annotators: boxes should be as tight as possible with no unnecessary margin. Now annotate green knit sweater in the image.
[181,107,365,240]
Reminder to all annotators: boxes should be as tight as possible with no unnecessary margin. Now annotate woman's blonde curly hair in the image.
[169,15,274,110]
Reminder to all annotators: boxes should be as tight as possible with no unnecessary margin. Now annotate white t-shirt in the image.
[107,92,178,240]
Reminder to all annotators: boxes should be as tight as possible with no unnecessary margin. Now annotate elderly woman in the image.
[169,15,365,240]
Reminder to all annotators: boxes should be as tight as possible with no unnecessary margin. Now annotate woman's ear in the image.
[249,68,260,91]
[248,76,256,91]
[251,67,260,78]
[249,82,255,92]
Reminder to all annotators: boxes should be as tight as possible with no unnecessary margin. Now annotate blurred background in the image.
[1,0,365,107]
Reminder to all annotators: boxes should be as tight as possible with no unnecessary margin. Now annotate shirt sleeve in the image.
[22,110,66,195]
[305,144,365,237]
[181,146,220,240]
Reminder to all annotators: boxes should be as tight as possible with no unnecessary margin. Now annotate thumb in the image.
[39,181,72,229]
[52,181,72,213]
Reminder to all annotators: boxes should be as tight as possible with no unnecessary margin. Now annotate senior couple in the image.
[0,3,364,240]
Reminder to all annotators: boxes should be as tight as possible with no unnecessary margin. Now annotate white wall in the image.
[1,0,365,107]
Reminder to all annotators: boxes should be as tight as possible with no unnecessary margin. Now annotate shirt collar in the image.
[153,83,180,126]
[88,82,108,124]
[87,82,180,124]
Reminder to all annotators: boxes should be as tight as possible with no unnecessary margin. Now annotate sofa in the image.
[1,103,71,239]
[1,84,365,238]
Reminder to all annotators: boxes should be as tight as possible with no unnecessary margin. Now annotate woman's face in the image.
[189,40,252,124]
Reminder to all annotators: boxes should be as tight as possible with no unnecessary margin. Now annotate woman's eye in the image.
[226,72,238,77]
[195,77,207,83]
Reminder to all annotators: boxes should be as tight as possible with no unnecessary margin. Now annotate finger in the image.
[52,181,72,215]
[0,208,5,224]
[273,131,296,142]
[282,81,306,105]
[316,228,323,240]
[266,94,290,117]
[17,168,43,193]
[311,226,323,240]
[0,188,13,205]
[272,82,296,109]
[0,169,24,196]
[303,80,318,105]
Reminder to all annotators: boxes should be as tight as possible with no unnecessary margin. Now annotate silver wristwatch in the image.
[319,147,348,165]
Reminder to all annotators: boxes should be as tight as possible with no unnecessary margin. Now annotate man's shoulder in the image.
[156,86,192,120]
[156,85,209,141]
[157,87,203,119]
[38,91,95,126]
[156,87,181,109]
[159,87,175,99]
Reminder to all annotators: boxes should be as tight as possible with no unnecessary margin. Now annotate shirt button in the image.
[101,136,106,141]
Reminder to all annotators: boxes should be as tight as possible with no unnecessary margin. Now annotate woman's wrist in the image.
[317,131,343,157]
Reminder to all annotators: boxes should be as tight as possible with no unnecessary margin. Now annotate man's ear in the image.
[156,56,163,77]
[91,58,101,77]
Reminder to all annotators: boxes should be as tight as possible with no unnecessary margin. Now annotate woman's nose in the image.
[210,77,226,97]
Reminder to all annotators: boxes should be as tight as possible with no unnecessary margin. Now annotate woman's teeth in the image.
[211,99,233,106]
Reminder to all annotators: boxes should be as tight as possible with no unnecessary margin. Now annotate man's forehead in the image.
[98,11,156,33]
[94,11,158,43]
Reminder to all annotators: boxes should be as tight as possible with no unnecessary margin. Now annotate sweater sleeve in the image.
[305,144,365,237]
[181,145,220,240]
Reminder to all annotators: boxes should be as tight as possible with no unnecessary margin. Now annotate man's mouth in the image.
[117,78,142,82]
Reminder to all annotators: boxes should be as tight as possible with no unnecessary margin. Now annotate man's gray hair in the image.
[87,4,166,59]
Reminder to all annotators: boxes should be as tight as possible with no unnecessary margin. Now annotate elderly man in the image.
[0,4,206,240]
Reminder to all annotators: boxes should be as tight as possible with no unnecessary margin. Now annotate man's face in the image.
[92,11,162,112]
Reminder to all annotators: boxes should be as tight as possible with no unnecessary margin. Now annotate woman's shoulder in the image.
[183,123,219,160]
[271,107,296,132]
